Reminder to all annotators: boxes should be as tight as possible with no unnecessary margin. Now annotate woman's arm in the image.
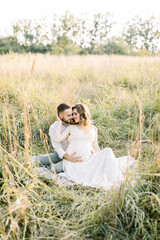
[92,126,100,152]
[54,120,72,142]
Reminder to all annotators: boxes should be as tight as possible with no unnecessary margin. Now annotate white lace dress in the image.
[63,125,134,190]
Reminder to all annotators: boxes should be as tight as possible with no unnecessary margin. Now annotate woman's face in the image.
[72,108,80,123]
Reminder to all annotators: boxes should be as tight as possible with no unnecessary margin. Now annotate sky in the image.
[1,0,160,36]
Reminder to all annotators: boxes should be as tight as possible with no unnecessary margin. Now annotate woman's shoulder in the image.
[67,124,77,131]
[68,125,81,135]
[66,124,74,130]
[69,124,77,128]
[91,125,97,132]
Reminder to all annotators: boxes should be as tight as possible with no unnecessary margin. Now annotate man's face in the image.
[59,108,73,124]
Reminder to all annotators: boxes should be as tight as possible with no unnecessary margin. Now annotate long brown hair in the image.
[72,103,91,127]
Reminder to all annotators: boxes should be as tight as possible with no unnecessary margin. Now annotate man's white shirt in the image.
[49,121,69,159]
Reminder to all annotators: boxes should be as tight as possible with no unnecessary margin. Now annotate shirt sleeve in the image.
[49,122,66,159]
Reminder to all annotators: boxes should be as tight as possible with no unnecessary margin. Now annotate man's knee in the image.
[49,152,62,164]
[52,161,63,174]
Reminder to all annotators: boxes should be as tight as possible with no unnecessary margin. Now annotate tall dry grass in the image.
[0,53,160,239]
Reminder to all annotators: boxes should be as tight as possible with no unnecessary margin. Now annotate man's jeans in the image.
[32,152,63,173]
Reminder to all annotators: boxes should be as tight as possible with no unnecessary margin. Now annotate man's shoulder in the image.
[50,121,58,128]
[49,121,68,132]
[49,121,58,133]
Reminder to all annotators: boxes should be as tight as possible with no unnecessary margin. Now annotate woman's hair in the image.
[72,103,91,127]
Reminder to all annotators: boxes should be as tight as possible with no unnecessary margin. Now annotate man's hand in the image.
[63,153,83,162]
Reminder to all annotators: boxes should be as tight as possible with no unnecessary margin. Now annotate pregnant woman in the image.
[54,103,134,190]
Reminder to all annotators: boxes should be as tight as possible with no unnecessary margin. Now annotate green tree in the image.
[137,16,160,53]
[123,16,160,54]
[87,13,114,53]
[0,36,22,54]
[50,35,80,55]
[51,12,81,55]
[51,12,79,44]
[102,37,129,55]
[122,19,138,54]
[11,18,49,53]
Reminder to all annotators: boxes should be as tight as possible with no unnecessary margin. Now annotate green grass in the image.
[0,54,160,239]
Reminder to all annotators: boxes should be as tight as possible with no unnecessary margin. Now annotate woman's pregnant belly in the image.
[66,140,92,161]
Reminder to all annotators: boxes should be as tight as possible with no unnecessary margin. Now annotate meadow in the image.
[0,53,160,240]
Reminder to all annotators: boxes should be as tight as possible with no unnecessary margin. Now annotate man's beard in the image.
[61,117,79,125]
[61,117,71,124]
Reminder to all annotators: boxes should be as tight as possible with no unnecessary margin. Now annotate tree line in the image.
[0,12,160,55]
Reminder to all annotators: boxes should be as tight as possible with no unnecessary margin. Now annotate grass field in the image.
[0,53,160,240]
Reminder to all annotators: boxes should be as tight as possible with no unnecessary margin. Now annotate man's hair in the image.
[57,103,70,115]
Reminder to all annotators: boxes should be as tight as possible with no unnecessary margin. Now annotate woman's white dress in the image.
[63,125,134,190]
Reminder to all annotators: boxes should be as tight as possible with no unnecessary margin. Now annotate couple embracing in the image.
[33,103,135,190]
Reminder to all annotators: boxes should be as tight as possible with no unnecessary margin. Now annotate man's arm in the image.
[63,153,83,162]
[49,122,68,158]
